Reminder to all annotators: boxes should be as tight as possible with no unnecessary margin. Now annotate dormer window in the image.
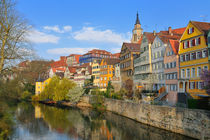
[188,27,194,34]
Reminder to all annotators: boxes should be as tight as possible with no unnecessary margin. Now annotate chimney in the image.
[153,30,156,35]
[168,27,172,35]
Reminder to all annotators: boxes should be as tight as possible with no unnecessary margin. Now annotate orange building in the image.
[99,58,119,89]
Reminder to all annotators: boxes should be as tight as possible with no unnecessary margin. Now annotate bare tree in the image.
[0,0,32,75]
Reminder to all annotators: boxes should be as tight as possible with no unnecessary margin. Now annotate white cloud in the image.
[43,25,72,33]
[27,29,60,44]
[47,47,99,55]
[111,48,121,53]
[73,27,130,45]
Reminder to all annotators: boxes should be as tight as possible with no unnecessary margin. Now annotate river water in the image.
[6,102,196,140]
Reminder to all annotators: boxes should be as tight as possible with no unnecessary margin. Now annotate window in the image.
[191,68,195,78]
[190,53,193,60]
[190,82,195,89]
[202,50,207,58]
[204,66,208,71]
[186,54,189,61]
[181,69,185,78]
[189,40,193,47]
[188,27,194,34]
[197,67,201,77]
[196,52,201,59]
[198,82,202,89]
[101,77,103,81]
[104,77,107,80]
[186,69,190,78]
[180,55,183,62]
[104,83,106,87]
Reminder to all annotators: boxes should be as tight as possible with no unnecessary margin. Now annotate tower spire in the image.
[135,12,140,25]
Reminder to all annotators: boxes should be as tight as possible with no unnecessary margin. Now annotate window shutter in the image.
[187,29,189,34]
[198,37,201,44]
[194,82,195,89]
[187,41,190,48]
[183,42,185,49]
[193,39,195,46]
[183,55,185,61]
[192,27,194,33]
[188,54,190,60]
[200,51,202,58]
[189,82,191,89]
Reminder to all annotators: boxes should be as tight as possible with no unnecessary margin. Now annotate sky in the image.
[16,0,210,60]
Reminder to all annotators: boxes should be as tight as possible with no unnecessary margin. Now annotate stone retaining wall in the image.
[80,96,210,140]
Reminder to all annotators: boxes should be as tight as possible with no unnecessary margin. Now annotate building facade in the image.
[35,78,51,95]
[79,49,119,64]
[133,32,156,90]
[99,58,119,89]
[66,54,82,66]
[120,43,141,83]
[164,40,180,105]
[178,21,210,99]
[92,59,101,87]
[111,62,121,92]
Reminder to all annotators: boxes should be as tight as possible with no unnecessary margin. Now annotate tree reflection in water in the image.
[10,102,196,140]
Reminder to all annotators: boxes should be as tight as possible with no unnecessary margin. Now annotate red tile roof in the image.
[169,39,179,55]
[122,42,141,52]
[67,67,77,73]
[159,27,186,35]
[158,34,181,44]
[113,53,120,58]
[68,54,82,63]
[191,21,210,34]
[52,67,66,73]
[144,32,156,43]
[85,49,112,55]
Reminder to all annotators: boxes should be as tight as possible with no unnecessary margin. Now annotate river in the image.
[2,101,196,140]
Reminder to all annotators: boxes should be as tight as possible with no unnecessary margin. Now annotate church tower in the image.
[131,12,143,43]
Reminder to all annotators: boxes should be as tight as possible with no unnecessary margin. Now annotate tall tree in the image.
[0,0,32,75]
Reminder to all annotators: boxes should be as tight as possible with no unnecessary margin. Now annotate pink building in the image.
[164,39,180,105]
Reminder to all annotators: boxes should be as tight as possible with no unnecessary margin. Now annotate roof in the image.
[113,53,120,58]
[159,27,186,35]
[50,60,67,68]
[67,67,77,73]
[191,21,210,34]
[137,34,143,44]
[68,54,82,63]
[84,49,112,55]
[122,42,141,52]
[18,60,29,67]
[158,34,181,44]
[52,67,66,73]
[169,39,179,55]
[103,58,120,65]
[144,32,156,43]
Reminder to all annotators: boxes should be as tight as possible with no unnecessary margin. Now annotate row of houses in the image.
[36,13,210,105]
[119,13,210,105]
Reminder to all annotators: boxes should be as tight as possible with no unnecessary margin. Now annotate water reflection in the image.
[10,102,196,140]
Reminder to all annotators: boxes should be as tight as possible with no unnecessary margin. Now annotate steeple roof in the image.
[135,12,140,25]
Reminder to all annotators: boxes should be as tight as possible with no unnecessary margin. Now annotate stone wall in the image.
[80,96,210,140]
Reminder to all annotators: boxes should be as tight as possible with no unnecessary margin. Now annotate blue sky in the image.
[17,0,210,60]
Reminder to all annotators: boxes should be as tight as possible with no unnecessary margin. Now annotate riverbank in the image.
[39,95,210,140]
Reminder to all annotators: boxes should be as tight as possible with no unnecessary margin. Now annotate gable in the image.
[180,22,203,41]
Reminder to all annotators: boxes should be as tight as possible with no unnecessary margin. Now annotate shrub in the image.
[67,87,84,103]
[21,91,32,100]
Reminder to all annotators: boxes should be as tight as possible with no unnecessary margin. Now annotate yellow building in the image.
[99,59,119,90]
[35,77,51,95]
[178,21,210,99]
[92,59,101,87]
